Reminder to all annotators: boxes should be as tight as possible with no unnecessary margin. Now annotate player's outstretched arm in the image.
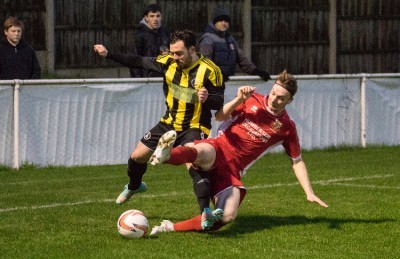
[292,159,329,208]
[215,86,255,121]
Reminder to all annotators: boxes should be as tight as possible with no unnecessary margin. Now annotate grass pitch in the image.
[1,146,399,258]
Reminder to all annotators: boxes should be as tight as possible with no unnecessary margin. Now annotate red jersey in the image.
[216,92,301,176]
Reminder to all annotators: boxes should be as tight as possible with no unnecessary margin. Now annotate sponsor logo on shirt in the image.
[170,83,199,103]
[242,118,271,143]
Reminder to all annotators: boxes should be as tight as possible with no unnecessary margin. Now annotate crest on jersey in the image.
[191,78,202,90]
[272,119,282,130]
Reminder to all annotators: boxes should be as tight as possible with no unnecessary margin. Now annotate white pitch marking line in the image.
[249,174,394,190]
[0,192,183,213]
[0,175,120,186]
[329,183,400,190]
[0,200,106,213]
[0,174,395,213]
[313,174,394,185]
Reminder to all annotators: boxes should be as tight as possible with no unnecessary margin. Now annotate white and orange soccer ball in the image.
[117,209,149,238]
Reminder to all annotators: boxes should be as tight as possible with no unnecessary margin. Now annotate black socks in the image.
[127,157,147,190]
[189,166,211,213]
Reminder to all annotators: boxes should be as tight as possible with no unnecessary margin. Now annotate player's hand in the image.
[307,194,329,208]
[198,87,208,103]
[93,44,108,57]
[237,86,256,101]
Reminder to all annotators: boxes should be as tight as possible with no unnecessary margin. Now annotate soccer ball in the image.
[117,209,149,238]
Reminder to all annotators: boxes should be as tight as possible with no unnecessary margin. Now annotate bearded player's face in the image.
[169,40,194,69]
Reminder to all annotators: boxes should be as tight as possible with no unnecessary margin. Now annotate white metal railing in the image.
[1,74,400,169]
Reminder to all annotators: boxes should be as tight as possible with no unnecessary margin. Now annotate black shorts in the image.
[140,122,208,151]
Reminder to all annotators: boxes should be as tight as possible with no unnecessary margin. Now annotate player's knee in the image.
[221,212,237,225]
[130,154,148,164]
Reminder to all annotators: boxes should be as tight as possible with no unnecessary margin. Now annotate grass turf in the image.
[0,146,399,258]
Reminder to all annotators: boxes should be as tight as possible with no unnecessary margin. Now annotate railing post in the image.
[360,74,367,148]
[13,79,20,170]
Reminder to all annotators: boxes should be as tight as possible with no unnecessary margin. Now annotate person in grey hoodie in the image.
[130,4,170,78]
[199,6,269,82]
[0,17,41,79]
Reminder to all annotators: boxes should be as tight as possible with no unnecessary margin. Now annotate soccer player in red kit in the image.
[149,70,328,235]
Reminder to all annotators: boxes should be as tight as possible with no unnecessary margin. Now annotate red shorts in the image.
[195,137,246,203]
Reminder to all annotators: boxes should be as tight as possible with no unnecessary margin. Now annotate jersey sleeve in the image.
[282,121,302,161]
[202,58,225,110]
[107,52,164,74]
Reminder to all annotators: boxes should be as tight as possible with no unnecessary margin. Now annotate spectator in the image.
[199,6,270,82]
[130,4,170,78]
[0,17,41,79]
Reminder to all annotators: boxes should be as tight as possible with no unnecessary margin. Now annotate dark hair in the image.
[3,17,24,31]
[277,70,298,97]
[169,30,196,49]
[143,4,162,16]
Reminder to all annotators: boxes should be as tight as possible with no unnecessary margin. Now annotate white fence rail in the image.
[1,74,399,168]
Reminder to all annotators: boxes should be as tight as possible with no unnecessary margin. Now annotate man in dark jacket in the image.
[130,4,170,78]
[0,17,41,79]
[199,6,269,82]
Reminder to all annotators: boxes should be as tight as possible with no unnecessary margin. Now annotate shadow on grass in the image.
[210,215,395,237]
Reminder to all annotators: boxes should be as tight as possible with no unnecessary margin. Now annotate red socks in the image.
[173,215,203,231]
[166,146,198,165]
[173,215,224,232]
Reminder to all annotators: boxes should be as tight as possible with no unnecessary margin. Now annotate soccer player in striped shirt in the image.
[94,30,224,224]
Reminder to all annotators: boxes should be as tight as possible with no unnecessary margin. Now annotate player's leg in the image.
[158,142,216,170]
[128,142,152,188]
[115,143,152,204]
[150,129,216,213]
[213,186,242,226]
[182,142,216,213]
[195,187,242,231]
[188,166,211,213]
[176,142,216,213]
[179,130,214,213]
[116,123,170,204]
[149,186,242,235]
[160,143,216,212]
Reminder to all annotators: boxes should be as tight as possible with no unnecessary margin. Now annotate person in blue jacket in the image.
[0,17,41,79]
[199,6,269,83]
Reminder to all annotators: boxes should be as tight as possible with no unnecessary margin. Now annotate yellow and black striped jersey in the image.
[107,52,225,135]
[154,53,224,135]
